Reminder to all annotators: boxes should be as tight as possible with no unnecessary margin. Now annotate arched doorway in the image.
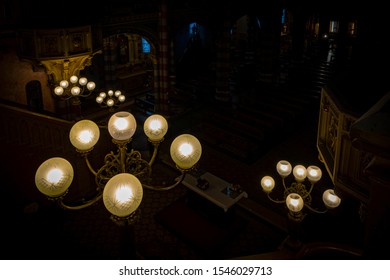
[26,80,44,113]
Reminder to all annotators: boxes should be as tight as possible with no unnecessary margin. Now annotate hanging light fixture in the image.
[96,89,126,111]
[34,111,202,223]
[260,160,341,222]
[53,75,96,100]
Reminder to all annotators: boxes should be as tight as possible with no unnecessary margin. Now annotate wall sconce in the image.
[96,89,126,111]
[35,111,202,224]
[260,160,341,222]
[53,75,96,100]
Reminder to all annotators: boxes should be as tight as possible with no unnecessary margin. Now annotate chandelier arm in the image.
[83,155,98,177]
[142,171,187,191]
[304,203,328,214]
[282,177,288,190]
[267,193,287,204]
[58,192,103,210]
[148,141,161,166]
[301,183,315,199]
[57,95,74,101]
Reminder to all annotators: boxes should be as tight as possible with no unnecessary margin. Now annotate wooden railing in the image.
[0,102,112,206]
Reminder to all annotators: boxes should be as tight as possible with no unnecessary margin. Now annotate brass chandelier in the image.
[34,111,202,223]
[260,160,341,222]
[53,75,96,100]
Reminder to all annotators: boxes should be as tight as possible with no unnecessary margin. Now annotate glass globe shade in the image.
[260,176,275,193]
[103,173,143,218]
[107,99,114,107]
[54,86,64,96]
[96,96,103,103]
[87,81,95,91]
[99,92,106,98]
[118,95,126,102]
[35,157,74,197]
[70,75,78,84]
[78,77,87,86]
[108,111,137,141]
[293,165,307,182]
[322,189,341,209]
[144,114,168,142]
[69,119,100,151]
[307,165,322,183]
[108,90,114,96]
[59,80,69,88]
[276,160,292,177]
[286,193,304,212]
[170,134,202,170]
[71,86,81,96]
[115,90,122,97]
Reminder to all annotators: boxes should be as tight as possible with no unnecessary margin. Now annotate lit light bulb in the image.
[179,142,193,157]
[47,168,63,184]
[114,118,128,131]
[78,129,94,144]
[261,176,275,193]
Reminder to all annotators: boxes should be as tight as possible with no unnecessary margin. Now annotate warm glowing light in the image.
[115,185,133,205]
[107,99,114,107]
[96,96,103,103]
[323,189,341,208]
[114,118,128,131]
[276,160,292,177]
[71,86,81,96]
[179,143,193,156]
[307,165,322,183]
[286,193,304,212]
[87,82,96,90]
[60,80,69,88]
[118,95,125,102]
[293,165,307,182]
[78,130,94,144]
[69,119,100,151]
[54,86,64,95]
[47,168,63,184]
[260,176,275,193]
[108,90,114,96]
[70,75,78,83]
[149,119,162,131]
[79,77,87,85]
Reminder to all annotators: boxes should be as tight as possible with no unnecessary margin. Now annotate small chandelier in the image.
[53,75,96,100]
[96,89,126,110]
[34,111,202,224]
[260,160,341,222]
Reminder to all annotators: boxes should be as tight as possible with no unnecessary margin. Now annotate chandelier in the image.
[34,111,202,224]
[260,160,341,222]
[95,89,126,111]
[53,75,96,100]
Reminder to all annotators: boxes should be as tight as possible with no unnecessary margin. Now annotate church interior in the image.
[0,0,389,260]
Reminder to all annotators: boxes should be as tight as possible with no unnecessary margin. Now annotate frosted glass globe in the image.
[307,165,322,183]
[276,160,292,177]
[293,165,307,182]
[108,111,137,141]
[170,134,202,170]
[143,114,168,142]
[261,176,275,193]
[286,193,304,212]
[69,119,100,151]
[323,189,341,209]
[103,173,143,218]
[35,157,74,197]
